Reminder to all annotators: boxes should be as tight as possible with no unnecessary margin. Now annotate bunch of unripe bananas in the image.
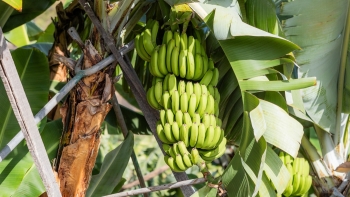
[279,152,312,196]
[135,19,226,172]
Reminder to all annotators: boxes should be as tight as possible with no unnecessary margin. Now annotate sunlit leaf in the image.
[2,0,22,11]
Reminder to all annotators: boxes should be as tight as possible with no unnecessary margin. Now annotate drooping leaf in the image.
[4,24,30,47]
[86,133,134,197]
[335,161,350,173]
[280,0,349,133]
[0,48,50,151]
[2,0,55,32]
[0,119,62,197]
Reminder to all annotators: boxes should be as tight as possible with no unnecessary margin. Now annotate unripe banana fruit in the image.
[137,18,226,172]
[279,152,312,196]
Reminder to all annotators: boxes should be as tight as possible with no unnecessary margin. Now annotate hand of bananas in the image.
[279,152,312,196]
[135,13,226,172]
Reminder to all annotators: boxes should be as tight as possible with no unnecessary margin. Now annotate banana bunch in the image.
[279,152,312,196]
[136,17,226,172]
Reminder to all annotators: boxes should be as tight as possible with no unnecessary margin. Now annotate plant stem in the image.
[103,178,206,197]
[111,92,148,197]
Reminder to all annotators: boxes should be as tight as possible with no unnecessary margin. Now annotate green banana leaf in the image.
[2,0,55,32]
[2,0,22,11]
[86,133,134,197]
[0,1,14,28]
[4,24,30,47]
[0,119,62,197]
[0,48,50,151]
[280,0,350,134]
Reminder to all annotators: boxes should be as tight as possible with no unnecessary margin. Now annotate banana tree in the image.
[1,0,349,196]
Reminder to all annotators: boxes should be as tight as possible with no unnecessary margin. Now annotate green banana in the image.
[205,94,215,115]
[196,123,206,148]
[200,69,214,86]
[291,174,301,196]
[166,39,175,73]
[193,83,202,108]
[158,44,168,75]
[164,123,176,143]
[208,126,222,149]
[163,30,173,45]
[162,74,170,92]
[186,51,195,80]
[154,81,163,105]
[180,33,188,51]
[195,39,201,55]
[183,153,193,168]
[180,124,189,146]
[293,174,305,196]
[162,91,171,110]
[210,67,219,86]
[180,93,189,113]
[171,46,180,76]
[151,20,159,46]
[157,122,171,144]
[168,74,177,96]
[208,85,215,97]
[190,122,199,147]
[143,29,155,56]
[293,158,300,174]
[173,142,181,155]
[193,53,203,81]
[162,143,171,154]
[178,80,186,95]
[160,109,166,126]
[208,58,215,70]
[201,84,208,96]
[172,122,180,141]
[166,109,174,125]
[210,114,217,127]
[199,137,227,161]
[187,36,195,54]
[179,50,187,78]
[202,113,211,129]
[172,90,180,112]
[147,86,162,109]
[174,31,181,47]
[175,110,183,127]
[183,112,192,126]
[165,155,182,172]
[216,117,222,127]
[191,148,200,164]
[150,47,165,78]
[185,81,194,98]
[192,113,201,124]
[188,94,197,117]
[202,126,215,150]
[300,175,312,195]
[201,54,209,78]
[214,87,220,103]
[135,34,151,62]
[178,141,190,155]
[175,154,187,171]
[196,93,208,117]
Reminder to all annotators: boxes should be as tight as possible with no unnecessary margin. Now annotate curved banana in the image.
[208,85,215,97]
[188,94,197,117]
[201,84,208,96]
[200,69,214,86]
[188,36,195,54]
[210,67,219,86]
[157,122,171,144]
[172,90,180,112]
[195,39,201,55]
[180,93,189,113]
[164,123,176,143]
[150,47,165,78]
[175,154,187,171]
[174,31,181,48]
[166,39,175,73]
[165,156,182,172]
[147,86,162,109]
[143,29,155,56]
[186,81,194,98]
[186,51,195,80]
[178,80,186,95]
[162,143,171,154]
[199,137,227,161]
[196,123,206,148]
[193,83,202,108]
[175,110,183,127]
[191,148,200,164]
[183,112,192,126]
[135,34,151,62]
[162,74,169,92]
[291,174,301,196]
[159,109,166,126]
[162,91,171,110]
[180,33,188,51]
[158,44,168,76]
[196,93,208,117]
[179,50,187,78]
[216,117,222,127]
[190,123,199,147]
[205,94,215,115]
[210,114,217,127]
[172,122,180,141]
[192,113,201,124]
[168,74,177,96]
[202,126,215,149]
[208,126,222,149]
[180,124,189,147]
[163,30,173,45]
[202,113,210,129]
[170,46,180,76]
[193,53,203,81]
[214,87,220,103]
[178,141,190,156]
[201,55,209,79]
[154,81,163,106]
[166,109,174,125]
[151,20,159,46]
[208,58,215,70]
[183,153,193,168]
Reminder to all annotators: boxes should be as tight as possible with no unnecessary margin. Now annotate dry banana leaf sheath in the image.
[54,41,113,197]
